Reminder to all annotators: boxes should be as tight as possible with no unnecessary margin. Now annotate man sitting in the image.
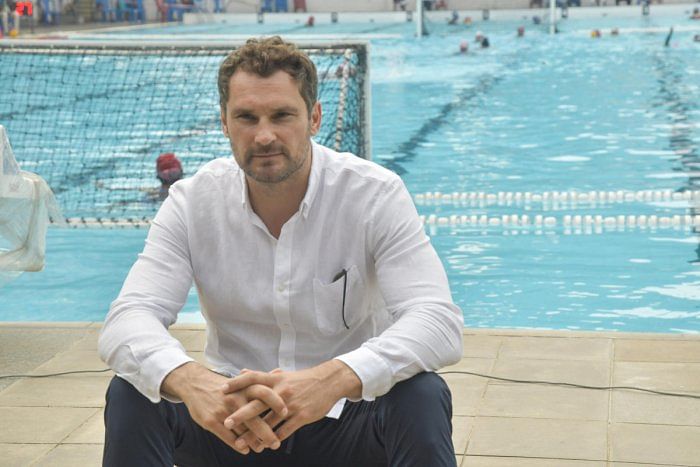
[99,36,463,467]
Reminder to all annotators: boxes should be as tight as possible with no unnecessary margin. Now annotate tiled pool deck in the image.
[0,323,698,466]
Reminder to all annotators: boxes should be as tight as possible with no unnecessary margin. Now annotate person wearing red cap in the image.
[458,40,468,54]
[156,153,183,201]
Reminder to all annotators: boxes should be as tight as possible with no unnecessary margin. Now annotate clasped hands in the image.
[172,360,359,456]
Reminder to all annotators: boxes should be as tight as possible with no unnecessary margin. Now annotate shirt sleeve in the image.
[335,177,464,401]
[98,183,195,403]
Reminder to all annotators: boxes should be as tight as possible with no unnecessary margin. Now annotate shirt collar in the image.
[237,139,320,220]
[238,164,248,208]
[300,140,321,219]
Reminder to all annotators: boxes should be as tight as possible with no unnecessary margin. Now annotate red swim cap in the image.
[156,153,183,183]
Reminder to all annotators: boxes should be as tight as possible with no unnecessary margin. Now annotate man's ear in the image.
[220,109,228,136]
[310,102,322,136]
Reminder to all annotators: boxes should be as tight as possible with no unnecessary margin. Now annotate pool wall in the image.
[217,0,698,14]
[182,4,700,26]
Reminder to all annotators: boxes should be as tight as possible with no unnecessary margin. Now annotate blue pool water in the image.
[2,10,700,332]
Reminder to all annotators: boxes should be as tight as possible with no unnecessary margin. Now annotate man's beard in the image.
[239,137,310,185]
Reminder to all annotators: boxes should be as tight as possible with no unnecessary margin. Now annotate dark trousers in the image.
[103,372,456,467]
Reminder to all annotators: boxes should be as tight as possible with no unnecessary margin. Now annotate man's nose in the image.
[254,122,276,147]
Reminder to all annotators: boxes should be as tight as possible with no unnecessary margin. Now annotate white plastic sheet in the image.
[0,125,62,278]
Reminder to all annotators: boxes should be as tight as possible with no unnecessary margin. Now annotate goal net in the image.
[0,40,370,226]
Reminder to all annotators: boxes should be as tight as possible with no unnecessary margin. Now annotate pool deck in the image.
[1,323,698,466]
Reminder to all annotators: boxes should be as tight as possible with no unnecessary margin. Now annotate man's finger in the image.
[227,399,268,427]
[229,418,276,453]
[210,424,250,455]
[275,416,305,443]
[223,386,287,428]
[229,421,267,454]
[227,388,287,426]
[231,423,248,439]
[222,371,277,393]
[234,428,261,453]
[245,385,288,417]
[237,424,266,453]
[238,416,281,451]
[226,419,266,453]
[263,410,285,431]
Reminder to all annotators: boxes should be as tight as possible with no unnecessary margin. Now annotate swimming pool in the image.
[2,6,700,332]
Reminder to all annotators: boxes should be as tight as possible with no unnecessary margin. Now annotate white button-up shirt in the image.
[99,141,463,409]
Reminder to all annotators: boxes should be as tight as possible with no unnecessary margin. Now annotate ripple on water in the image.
[626,148,678,156]
[592,307,700,319]
[641,282,700,301]
[547,155,591,162]
[646,172,700,179]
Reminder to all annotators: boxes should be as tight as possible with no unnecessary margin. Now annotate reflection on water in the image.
[652,52,700,262]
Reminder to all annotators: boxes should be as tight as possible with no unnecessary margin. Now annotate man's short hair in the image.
[218,36,318,116]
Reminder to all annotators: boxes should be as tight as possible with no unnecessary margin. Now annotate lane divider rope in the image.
[414,189,699,206]
[50,217,151,228]
[50,212,700,231]
[47,189,700,230]
[420,212,700,229]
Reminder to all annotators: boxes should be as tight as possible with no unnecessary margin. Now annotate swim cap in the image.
[156,153,183,184]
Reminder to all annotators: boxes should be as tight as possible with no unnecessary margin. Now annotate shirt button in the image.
[277,284,285,292]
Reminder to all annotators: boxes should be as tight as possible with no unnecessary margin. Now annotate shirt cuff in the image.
[335,347,392,401]
[325,398,346,419]
[139,348,195,403]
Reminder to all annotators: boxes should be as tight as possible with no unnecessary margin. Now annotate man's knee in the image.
[388,372,451,403]
[383,372,452,418]
[105,376,163,429]
[104,377,178,466]
[378,373,455,465]
[106,376,147,407]
[104,376,174,444]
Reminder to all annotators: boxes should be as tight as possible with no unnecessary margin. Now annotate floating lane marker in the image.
[52,208,700,233]
[414,189,699,207]
[51,217,152,229]
[420,212,700,232]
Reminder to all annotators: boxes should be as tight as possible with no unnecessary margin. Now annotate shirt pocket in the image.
[312,264,366,336]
